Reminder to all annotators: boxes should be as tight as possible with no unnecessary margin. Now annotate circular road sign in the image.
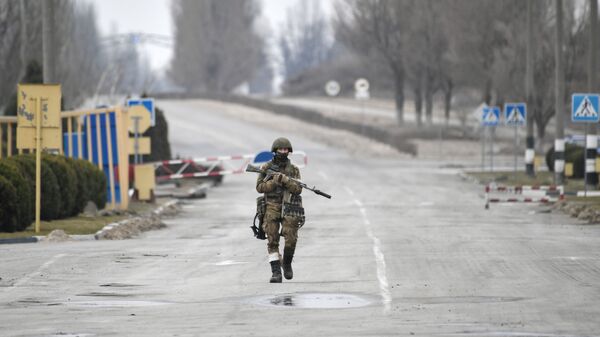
[354,78,370,93]
[128,105,152,134]
[325,81,341,97]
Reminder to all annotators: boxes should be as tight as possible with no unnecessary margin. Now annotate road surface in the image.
[1,99,599,336]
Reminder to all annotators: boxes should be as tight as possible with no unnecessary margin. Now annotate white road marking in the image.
[215,260,248,266]
[347,187,392,314]
[6,253,66,292]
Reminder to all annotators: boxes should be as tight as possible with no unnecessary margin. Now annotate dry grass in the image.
[0,215,128,239]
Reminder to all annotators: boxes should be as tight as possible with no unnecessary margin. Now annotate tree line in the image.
[330,0,596,149]
[0,0,153,114]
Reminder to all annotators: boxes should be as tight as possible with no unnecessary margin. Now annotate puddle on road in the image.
[247,292,374,309]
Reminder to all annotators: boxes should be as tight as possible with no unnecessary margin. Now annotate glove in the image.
[273,173,289,185]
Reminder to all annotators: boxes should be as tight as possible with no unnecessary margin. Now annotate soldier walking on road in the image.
[256,138,304,283]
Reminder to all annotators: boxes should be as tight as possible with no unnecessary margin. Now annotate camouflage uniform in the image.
[256,138,303,282]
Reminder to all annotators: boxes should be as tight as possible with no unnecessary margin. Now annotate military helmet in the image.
[271,137,293,152]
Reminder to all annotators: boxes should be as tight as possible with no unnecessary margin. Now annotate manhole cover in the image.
[248,293,373,309]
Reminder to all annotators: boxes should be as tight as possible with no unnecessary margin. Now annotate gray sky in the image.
[91,0,331,73]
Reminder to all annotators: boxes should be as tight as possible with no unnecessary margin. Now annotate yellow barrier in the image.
[134,164,155,201]
[534,155,545,172]
[565,162,574,177]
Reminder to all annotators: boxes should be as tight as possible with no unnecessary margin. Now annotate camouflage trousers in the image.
[263,202,299,262]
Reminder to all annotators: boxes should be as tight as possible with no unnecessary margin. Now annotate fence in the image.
[0,107,131,210]
[62,107,130,210]
[0,116,17,158]
[485,184,564,209]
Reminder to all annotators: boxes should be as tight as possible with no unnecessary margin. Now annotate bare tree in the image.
[169,0,264,93]
[335,0,410,124]
[0,1,106,112]
[0,1,24,112]
[279,0,332,81]
[406,0,450,125]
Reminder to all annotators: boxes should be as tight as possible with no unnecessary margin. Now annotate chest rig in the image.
[266,160,305,227]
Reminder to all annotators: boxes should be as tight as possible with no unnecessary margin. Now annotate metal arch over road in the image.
[1,99,600,336]
[101,32,173,48]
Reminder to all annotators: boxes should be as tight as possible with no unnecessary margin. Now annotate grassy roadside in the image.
[0,215,128,239]
[0,201,161,240]
[467,171,600,223]
[467,171,586,194]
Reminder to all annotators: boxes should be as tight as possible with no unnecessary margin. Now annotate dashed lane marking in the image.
[3,253,67,294]
[347,187,391,314]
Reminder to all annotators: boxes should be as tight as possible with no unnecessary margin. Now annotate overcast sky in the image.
[91,0,331,73]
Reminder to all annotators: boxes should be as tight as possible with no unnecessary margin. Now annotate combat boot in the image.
[282,248,294,280]
[270,260,282,283]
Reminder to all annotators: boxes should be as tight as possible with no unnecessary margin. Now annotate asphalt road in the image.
[1,99,600,336]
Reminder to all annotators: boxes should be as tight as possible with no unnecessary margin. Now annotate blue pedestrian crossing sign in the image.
[482,106,500,126]
[504,103,526,126]
[572,94,599,123]
[126,98,156,126]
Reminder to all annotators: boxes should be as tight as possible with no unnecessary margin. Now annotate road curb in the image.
[0,199,182,245]
[458,171,481,185]
[94,199,182,240]
[0,236,39,245]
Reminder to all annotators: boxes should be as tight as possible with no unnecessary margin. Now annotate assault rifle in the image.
[245,164,332,199]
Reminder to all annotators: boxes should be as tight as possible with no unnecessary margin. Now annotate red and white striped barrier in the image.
[152,151,308,181]
[485,184,564,209]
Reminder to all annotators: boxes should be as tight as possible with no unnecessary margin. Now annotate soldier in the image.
[256,137,304,283]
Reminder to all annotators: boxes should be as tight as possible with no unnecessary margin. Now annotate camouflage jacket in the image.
[256,159,302,203]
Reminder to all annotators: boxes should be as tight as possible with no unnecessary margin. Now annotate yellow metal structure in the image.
[565,162,574,177]
[0,117,17,159]
[15,84,62,233]
[62,107,131,211]
[35,99,42,233]
[134,164,155,201]
[2,92,132,232]
[128,137,151,155]
[16,84,62,151]
[534,156,545,171]
[127,105,152,133]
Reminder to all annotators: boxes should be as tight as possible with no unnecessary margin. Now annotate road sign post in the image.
[572,93,600,197]
[126,98,156,126]
[325,80,341,97]
[482,106,500,172]
[16,84,61,233]
[504,103,527,176]
[127,105,152,164]
[354,78,370,135]
[325,80,340,120]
